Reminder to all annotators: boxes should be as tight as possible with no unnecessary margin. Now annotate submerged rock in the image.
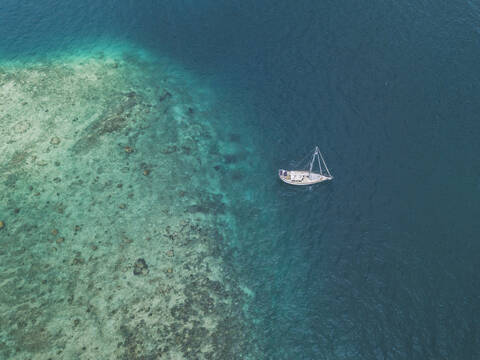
[161,145,177,154]
[159,90,172,102]
[133,258,149,276]
[50,136,61,145]
[229,133,241,142]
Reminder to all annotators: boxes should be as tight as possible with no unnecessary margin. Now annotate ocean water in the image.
[1,1,480,359]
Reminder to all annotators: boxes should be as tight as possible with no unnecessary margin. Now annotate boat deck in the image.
[278,170,332,186]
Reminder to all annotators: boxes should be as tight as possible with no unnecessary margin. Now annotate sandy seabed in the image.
[0,46,258,359]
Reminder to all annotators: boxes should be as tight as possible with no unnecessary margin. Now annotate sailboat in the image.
[278,146,333,185]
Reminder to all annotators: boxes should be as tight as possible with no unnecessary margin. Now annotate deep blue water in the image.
[2,1,480,358]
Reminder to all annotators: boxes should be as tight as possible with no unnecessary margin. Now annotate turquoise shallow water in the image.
[1,1,480,359]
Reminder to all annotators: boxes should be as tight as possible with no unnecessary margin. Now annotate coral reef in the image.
[0,48,258,359]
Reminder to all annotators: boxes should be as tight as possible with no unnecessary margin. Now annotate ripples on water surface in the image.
[1,0,479,359]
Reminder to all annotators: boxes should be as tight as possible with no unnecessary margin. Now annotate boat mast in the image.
[309,147,317,176]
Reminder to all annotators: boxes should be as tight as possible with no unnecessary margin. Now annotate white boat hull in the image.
[278,170,333,186]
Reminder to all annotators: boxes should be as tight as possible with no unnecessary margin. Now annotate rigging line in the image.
[317,151,323,175]
[319,150,331,177]
[304,151,316,171]
[293,147,315,168]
